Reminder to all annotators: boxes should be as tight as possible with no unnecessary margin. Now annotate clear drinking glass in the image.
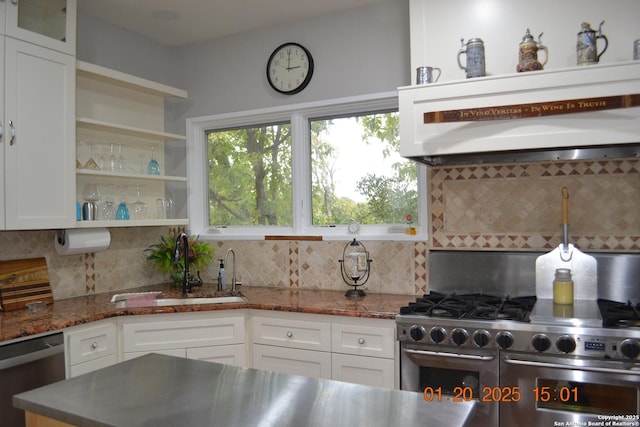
[130,185,148,220]
[155,198,166,220]
[147,144,161,175]
[108,143,118,172]
[116,144,126,172]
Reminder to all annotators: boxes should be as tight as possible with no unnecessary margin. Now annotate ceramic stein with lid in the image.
[457,38,485,78]
[517,29,548,72]
[577,21,608,65]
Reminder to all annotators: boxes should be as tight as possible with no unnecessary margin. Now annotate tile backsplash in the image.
[0,158,637,300]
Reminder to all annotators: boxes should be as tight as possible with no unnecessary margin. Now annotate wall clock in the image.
[266,42,314,95]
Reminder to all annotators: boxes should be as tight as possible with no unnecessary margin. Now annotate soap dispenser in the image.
[217,259,226,291]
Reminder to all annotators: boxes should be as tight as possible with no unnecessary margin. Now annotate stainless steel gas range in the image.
[396,251,640,427]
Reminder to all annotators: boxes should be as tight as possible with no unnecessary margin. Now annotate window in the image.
[187,92,427,240]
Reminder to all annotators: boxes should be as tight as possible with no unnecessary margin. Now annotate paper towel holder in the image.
[54,228,111,256]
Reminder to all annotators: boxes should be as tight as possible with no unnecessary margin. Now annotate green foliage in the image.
[207,111,418,228]
[145,231,214,281]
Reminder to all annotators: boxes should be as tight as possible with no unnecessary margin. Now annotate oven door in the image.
[401,343,499,426]
[500,351,640,427]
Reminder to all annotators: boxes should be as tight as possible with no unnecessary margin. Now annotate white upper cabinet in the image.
[3,37,75,229]
[3,0,76,55]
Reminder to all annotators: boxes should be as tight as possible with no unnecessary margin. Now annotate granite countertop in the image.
[14,353,476,427]
[0,283,413,342]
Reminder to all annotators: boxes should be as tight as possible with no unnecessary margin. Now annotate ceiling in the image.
[77,0,385,47]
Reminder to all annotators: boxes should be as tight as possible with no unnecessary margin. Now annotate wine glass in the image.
[130,185,148,220]
[83,143,100,170]
[116,144,126,172]
[115,189,130,220]
[108,143,117,172]
[147,144,160,175]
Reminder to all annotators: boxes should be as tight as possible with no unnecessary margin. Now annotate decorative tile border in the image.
[429,158,640,251]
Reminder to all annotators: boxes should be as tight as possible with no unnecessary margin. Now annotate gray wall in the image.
[77,1,410,134]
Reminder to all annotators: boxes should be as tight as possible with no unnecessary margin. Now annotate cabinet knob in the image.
[286,331,293,338]
[91,341,98,350]
[358,338,365,345]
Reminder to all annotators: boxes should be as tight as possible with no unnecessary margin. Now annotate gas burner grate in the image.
[598,299,640,327]
[399,291,536,322]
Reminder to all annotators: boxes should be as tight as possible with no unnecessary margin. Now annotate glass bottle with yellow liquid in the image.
[553,268,574,305]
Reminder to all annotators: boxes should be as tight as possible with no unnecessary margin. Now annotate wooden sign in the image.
[423,94,640,124]
[0,258,53,311]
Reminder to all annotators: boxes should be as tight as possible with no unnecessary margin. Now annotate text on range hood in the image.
[399,62,640,165]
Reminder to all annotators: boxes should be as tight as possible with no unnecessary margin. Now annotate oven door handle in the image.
[503,357,640,376]
[403,348,495,361]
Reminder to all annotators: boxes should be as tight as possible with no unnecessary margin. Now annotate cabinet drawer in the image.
[331,322,395,359]
[122,316,244,353]
[251,315,331,351]
[252,344,331,379]
[66,320,117,366]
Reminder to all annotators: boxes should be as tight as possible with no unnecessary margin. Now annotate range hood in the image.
[399,62,640,166]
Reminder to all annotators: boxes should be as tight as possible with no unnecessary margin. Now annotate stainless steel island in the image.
[13,353,475,427]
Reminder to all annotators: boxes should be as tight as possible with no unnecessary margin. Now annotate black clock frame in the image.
[266,42,314,95]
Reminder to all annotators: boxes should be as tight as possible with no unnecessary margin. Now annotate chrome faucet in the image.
[223,248,237,294]
[173,232,203,296]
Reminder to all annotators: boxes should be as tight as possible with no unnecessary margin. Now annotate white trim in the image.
[186,91,428,241]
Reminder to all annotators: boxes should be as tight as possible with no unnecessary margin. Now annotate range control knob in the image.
[532,334,551,352]
[409,325,426,342]
[473,330,491,347]
[556,335,576,353]
[451,328,469,345]
[430,327,447,344]
[496,331,514,349]
[620,339,640,359]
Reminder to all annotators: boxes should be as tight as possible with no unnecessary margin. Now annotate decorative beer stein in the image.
[517,29,548,72]
[457,38,485,78]
[577,21,608,65]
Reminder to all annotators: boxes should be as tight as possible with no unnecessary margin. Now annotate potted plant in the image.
[145,231,214,284]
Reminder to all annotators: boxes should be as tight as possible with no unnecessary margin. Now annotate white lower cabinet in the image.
[331,353,395,388]
[120,311,247,367]
[64,319,118,378]
[251,311,397,388]
[63,309,396,388]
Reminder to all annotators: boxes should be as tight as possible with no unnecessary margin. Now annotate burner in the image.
[399,291,536,322]
[598,299,640,327]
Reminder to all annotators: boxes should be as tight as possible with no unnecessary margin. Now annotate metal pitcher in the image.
[517,29,548,72]
[577,21,608,65]
[457,38,485,78]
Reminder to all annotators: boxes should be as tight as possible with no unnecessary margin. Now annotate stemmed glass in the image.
[108,143,118,172]
[116,144,126,172]
[115,188,130,220]
[83,143,100,170]
[130,185,148,220]
[147,144,160,175]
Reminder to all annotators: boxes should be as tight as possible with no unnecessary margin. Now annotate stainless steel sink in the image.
[113,295,248,308]
[153,296,248,306]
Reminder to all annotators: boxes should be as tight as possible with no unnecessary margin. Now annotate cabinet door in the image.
[331,353,395,388]
[252,344,331,379]
[4,0,76,55]
[3,37,75,230]
[65,319,118,378]
[187,344,246,367]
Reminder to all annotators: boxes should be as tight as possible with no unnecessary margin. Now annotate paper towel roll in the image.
[54,228,111,255]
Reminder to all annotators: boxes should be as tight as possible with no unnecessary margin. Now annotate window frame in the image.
[186,91,428,241]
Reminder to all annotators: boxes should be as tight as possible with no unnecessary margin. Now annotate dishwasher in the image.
[0,331,65,427]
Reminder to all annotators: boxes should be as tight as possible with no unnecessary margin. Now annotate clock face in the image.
[267,43,314,94]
